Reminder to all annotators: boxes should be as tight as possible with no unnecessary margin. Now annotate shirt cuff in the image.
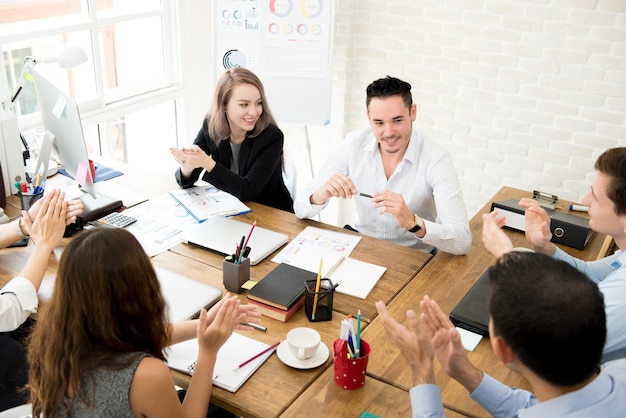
[419,219,440,243]
[409,384,445,418]
[551,246,569,261]
[1,276,39,313]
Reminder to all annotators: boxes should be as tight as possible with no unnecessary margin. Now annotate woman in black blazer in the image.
[171,68,293,213]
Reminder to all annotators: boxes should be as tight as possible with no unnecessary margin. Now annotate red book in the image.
[247,297,305,323]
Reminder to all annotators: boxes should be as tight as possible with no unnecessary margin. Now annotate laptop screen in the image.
[155,267,222,322]
[181,216,288,265]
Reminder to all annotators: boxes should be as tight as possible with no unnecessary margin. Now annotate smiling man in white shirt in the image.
[294,76,471,255]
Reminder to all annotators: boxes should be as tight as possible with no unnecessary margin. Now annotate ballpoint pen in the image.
[241,322,267,332]
[356,309,361,358]
[325,256,345,279]
[569,204,588,212]
[354,192,373,198]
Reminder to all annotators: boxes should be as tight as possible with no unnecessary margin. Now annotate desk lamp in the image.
[0,43,87,200]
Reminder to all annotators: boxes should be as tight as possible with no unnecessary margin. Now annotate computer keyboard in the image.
[90,212,137,228]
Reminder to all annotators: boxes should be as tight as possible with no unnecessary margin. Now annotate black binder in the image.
[449,268,492,337]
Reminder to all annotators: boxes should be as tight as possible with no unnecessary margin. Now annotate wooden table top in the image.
[279,365,469,418]
[361,186,608,418]
[3,182,604,418]
[169,201,433,323]
[152,251,364,418]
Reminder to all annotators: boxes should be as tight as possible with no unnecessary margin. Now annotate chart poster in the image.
[215,0,261,74]
[215,0,333,125]
[260,0,330,77]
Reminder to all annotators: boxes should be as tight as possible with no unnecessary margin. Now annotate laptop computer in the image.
[449,267,492,337]
[181,216,289,265]
[155,266,223,322]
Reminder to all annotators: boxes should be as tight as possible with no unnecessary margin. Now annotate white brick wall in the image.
[283,0,626,227]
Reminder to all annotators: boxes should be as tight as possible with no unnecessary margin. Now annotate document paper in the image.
[169,185,251,222]
[272,226,385,299]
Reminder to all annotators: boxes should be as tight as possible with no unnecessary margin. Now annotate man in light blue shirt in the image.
[376,252,626,418]
[294,76,471,255]
[483,147,626,362]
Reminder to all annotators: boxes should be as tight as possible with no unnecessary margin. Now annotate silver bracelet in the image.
[15,217,29,239]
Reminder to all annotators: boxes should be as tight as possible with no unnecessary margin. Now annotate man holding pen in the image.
[294,76,471,255]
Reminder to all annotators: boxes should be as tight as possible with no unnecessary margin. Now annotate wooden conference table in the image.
[0,176,607,417]
[0,164,433,417]
[164,203,433,417]
[360,186,610,418]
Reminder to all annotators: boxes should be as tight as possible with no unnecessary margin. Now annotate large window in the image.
[0,0,181,173]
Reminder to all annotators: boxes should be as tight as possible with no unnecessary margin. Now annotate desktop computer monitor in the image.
[32,68,96,198]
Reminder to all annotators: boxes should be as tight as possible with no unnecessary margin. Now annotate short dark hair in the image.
[489,252,605,386]
[365,76,413,111]
[594,147,626,216]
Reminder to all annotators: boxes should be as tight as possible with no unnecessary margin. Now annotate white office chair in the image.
[0,403,33,418]
[282,157,297,200]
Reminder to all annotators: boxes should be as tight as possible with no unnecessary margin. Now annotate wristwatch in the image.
[408,214,423,233]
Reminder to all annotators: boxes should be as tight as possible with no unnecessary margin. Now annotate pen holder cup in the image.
[304,278,334,322]
[223,257,250,294]
[333,338,370,390]
[19,190,45,211]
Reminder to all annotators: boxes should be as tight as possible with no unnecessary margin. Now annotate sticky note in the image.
[52,95,68,120]
[75,161,90,185]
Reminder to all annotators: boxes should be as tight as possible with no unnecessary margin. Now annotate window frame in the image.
[0,0,183,160]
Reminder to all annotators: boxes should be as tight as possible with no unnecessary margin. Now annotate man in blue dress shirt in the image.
[376,252,626,418]
[483,147,626,362]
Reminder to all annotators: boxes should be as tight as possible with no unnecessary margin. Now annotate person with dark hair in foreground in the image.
[377,252,626,417]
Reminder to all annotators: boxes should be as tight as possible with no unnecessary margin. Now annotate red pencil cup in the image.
[88,159,96,180]
[333,338,370,390]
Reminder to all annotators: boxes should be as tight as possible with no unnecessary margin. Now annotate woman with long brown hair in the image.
[170,67,293,213]
[27,228,246,417]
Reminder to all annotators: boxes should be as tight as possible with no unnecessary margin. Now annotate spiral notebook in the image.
[166,332,274,392]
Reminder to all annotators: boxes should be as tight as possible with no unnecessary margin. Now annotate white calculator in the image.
[91,212,137,228]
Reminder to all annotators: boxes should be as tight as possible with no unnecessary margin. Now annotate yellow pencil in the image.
[312,257,323,320]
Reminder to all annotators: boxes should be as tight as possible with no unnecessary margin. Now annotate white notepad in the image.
[271,227,385,299]
[327,257,386,299]
[166,333,275,393]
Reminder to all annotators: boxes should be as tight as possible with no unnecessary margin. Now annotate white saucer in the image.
[276,340,329,369]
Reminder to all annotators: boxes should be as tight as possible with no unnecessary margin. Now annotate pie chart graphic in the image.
[222,49,247,69]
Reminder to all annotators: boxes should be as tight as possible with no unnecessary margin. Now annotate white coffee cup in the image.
[287,327,321,360]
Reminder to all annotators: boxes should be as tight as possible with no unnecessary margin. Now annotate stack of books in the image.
[247,263,317,322]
